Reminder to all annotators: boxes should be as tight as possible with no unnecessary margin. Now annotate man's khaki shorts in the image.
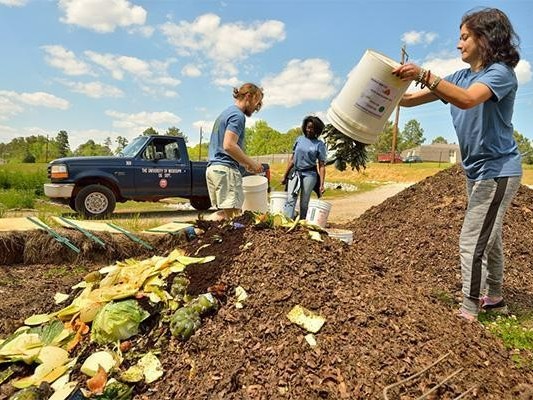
[206,164,244,209]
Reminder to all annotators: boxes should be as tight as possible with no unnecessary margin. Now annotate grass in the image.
[481,313,533,369]
[44,265,87,279]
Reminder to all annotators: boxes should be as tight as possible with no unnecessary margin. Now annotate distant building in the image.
[401,144,461,163]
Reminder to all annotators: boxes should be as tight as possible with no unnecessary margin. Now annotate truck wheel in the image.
[69,197,77,211]
[75,184,116,218]
[190,197,211,211]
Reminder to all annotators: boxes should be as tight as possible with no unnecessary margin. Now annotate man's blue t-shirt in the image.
[446,63,521,180]
[292,135,327,175]
[207,105,245,170]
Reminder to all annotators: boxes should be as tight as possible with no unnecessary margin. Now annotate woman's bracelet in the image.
[429,76,442,91]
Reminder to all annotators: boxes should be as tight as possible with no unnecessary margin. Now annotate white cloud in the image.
[61,80,124,98]
[0,0,27,6]
[85,51,151,79]
[182,64,202,77]
[59,0,147,33]
[402,30,438,45]
[515,59,532,85]
[128,25,155,38]
[161,13,285,77]
[84,51,180,92]
[421,56,467,78]
[193,120,214,133]
[69,128,121,149]
[261,59,336,107]
[0,96,24,121]
[42,45,93,76]
[106,110,181,134]
[0,90,69,118]
[0,124,18,143]
[212,76,240,88]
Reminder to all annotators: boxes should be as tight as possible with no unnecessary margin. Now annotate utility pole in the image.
[45,134,49,163]
[198,126,203,160]
[391,44,408,164]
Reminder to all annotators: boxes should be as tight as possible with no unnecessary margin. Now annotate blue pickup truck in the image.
[44,135,270,218]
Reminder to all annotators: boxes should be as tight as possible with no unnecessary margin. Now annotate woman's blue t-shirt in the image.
[292,135,327,175]
[446,63,522,180]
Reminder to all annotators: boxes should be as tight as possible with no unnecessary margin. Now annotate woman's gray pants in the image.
[460,176,521,315]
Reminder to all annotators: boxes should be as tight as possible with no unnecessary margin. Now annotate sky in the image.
[0,0,532,151]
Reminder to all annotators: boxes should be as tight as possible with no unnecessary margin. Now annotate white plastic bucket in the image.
[326,228,354,245]
[326,49,410,144]
[269,191,288,214]
[306,199,332,228]
[242,175,269,213]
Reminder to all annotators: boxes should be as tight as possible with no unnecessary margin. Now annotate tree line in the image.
[1,120,532,164]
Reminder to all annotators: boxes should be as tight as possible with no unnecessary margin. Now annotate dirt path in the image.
[326,182,414,223]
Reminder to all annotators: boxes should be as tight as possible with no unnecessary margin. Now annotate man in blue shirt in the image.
[206,83,264,221]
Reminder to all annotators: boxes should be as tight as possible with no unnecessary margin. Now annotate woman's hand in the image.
[281,176,288,185]
[320,184,325,194]
[392,63,422,82]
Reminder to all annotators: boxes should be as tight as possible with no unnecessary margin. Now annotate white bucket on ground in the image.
[305,199,332,228]
[326,228,354,245]
[242,175,268,213]
[327,49,410,144]
[269,191,288,214]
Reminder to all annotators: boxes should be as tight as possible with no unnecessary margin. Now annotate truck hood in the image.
[50,156,131,165]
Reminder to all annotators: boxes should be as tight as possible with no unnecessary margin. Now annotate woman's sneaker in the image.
[480,296,509,314]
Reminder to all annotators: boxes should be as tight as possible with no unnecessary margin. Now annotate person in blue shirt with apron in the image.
[206,83,264,221]
[392,8,522,322]
[282,116,327,220]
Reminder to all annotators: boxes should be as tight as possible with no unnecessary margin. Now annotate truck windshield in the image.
[119,136,147,157]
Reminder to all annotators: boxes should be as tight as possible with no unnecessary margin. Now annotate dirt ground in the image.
[1,165,533,399]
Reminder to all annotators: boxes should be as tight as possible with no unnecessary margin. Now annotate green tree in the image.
[281,127,302,154]
[188,142,210,161]
[166,126,188,143]
[22,152,36,163]
[143,127,159,136]
[370,121,398,159]
[115,136,129,154]
[401,119,425,151]
[245,120,286,155]
[56,130,70,157]
[432,136,448,144]
[74,140,113,156]
[514,130,533,164]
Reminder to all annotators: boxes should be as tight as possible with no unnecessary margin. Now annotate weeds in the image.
[0,189,35,209]
[481,313,533,369]
[44,265,87,279]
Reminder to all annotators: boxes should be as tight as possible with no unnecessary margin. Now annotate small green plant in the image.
[0,189,35,209]
[482,314,533,369]
[44,265,87,279]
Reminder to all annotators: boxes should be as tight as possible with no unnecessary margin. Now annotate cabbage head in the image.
[91,300,149,344]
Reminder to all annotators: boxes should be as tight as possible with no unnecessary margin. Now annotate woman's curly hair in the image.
[301,116,325,138]
[461,8,520,68]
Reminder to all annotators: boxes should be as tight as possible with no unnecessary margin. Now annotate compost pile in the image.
[2,165,533,399]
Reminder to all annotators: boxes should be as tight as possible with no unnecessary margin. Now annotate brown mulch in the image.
[1,165,533,399]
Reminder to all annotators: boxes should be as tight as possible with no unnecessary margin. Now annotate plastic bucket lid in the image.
[326,228,353,245]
